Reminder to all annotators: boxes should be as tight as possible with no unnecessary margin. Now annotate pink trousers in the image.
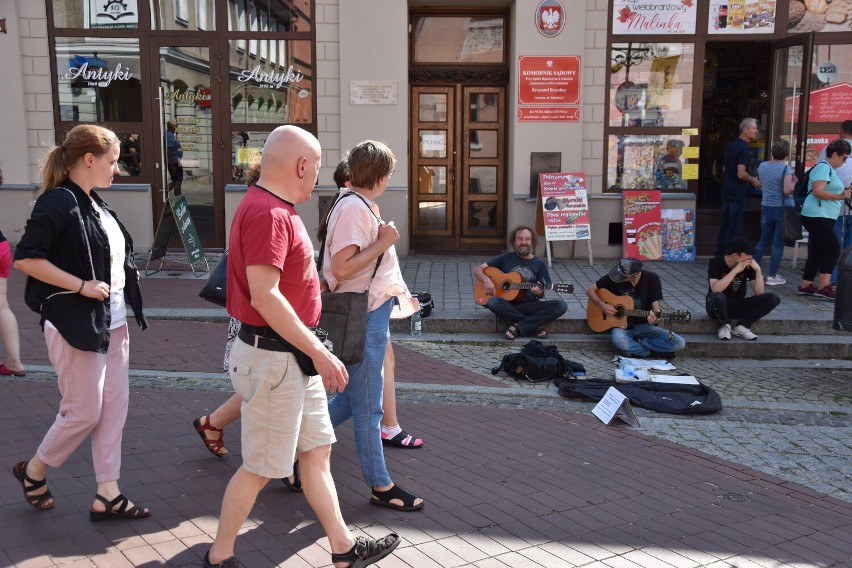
[38,323,130,483]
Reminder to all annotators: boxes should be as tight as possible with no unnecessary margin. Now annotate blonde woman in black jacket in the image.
[11,124,149,521]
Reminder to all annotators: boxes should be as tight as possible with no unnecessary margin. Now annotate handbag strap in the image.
[59,187,97,281]
[317,191,383,292]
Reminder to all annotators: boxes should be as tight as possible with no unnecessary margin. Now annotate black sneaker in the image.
[204,552,240,568]
[331,534,400,568]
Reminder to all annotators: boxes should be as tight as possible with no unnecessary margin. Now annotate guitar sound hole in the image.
[501,282,511,291]
[614,307,625,318]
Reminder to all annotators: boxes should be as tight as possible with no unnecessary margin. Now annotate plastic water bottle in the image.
[411,310,422,336]
[619,359,635,378]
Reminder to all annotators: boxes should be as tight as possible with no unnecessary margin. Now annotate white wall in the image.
[0,1,36,185]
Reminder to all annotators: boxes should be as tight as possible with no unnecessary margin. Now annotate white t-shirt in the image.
[91,200,127,329]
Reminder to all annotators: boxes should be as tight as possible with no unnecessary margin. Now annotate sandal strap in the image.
[94,493,145,516]
[330,534,400,565]
[372,484,417,508]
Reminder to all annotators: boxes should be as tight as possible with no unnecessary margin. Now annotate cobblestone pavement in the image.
[389,341,852,505]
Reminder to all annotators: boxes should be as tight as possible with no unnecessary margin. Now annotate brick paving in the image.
[1,255,851,566]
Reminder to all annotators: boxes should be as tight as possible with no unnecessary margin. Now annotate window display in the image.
[607,134,691,191]
[609,43,694,127]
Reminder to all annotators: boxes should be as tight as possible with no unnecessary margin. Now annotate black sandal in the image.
[370,484,424,512]
[89,493,150,522]
[331,534,400,568]
[505,325,519,340]
[281,460,302,492]
[11,460,54,510]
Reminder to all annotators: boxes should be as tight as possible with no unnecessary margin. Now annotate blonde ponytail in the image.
[39,124,119,193]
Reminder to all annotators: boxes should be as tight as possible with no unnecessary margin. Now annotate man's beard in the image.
[516,245,531,256]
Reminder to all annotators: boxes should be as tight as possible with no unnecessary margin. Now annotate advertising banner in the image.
[539,172,591,241]
[623,190,662,260]
[612,0,697,35]
[708,0,777,34]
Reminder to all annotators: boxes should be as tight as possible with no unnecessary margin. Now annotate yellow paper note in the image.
[681,128,698,136]
[682,163,699,180]
[682,146,699,159]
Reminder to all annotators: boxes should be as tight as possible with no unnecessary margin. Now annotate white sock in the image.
[381,424,402,438]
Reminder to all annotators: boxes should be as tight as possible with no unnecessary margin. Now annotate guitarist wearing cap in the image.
[585,257,686,359]
[473,226,568,339]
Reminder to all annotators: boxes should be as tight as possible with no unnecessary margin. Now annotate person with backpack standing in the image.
[797,139,852,300]
[817,120,852,288]
[754,139,796,285]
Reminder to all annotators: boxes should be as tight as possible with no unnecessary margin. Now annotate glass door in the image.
[150,39,223,248]
[770,34,814,178]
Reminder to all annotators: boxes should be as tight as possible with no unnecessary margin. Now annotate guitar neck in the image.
[512,282,573,293]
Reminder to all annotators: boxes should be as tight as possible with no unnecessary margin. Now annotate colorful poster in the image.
[612,0,697,35]
[708,0,776,34]
[539,172,591,241]
[623,190,662,260]
[662,208,696,261]
[785,83,852,124]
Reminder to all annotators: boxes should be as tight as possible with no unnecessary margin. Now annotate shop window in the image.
[606,134,691,191]
[152,0,215,31]
[52,0,139,29]
[228,39,313,124]
[229,0,311,33]
[117,132,142,177]
[412,15,506,64]
[55,37,142,123]
[230,130,272,182]
[609,43,694,127]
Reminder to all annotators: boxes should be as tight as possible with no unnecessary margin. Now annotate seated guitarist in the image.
[585,257,686,359]
[473,226,567,339]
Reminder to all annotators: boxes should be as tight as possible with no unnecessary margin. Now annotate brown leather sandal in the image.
[193,416,228,457]
[331,534,400,568]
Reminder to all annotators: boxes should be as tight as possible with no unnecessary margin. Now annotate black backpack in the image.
[491,339,585,383]
[793,164,817,209]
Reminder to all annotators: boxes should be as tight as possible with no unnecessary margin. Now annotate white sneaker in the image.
[765,275,786,286]
[717,324,732,340]
[732,325,758,340]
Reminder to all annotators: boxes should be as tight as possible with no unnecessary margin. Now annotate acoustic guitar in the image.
[474,267,575,306]
[586,288,691,332]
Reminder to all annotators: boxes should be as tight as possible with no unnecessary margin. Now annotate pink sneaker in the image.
[815,286,836,300]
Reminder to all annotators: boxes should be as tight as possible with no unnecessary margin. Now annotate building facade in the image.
[1,0,850,260]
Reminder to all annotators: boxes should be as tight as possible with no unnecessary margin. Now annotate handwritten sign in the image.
[592,387,640,427]
[612,0,697,35]
[169,195,204,262]
[540,172,591,241]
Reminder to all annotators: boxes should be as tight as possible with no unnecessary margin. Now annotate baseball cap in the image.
[608,257,643,283]
[726,236,756,255]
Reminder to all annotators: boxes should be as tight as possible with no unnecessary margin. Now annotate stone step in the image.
[393,332,852,359]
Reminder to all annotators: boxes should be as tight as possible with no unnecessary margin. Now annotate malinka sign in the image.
[612,0,697,35]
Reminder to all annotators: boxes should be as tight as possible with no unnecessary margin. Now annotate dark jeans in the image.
[715,195,746,256]
[802,216,840,280]
[486,297,567,336]
[705,292,780,328]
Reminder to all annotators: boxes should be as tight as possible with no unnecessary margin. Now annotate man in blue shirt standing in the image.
[473,226,567,339]
[715,118,763,255]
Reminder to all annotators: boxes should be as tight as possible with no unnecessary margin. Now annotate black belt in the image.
[238,325,292,353]
[238,324,327,353]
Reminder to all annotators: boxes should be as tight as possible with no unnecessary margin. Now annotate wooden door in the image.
[410,85,506,250]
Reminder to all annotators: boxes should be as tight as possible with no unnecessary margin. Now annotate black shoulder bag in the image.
[317,192,383,365]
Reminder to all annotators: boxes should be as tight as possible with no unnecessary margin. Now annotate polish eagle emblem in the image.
[540,8,561,30]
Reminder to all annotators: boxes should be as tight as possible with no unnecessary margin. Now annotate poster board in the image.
[539,172,591,241]
[622,190,662,260]
[662,208,696,261]
[146,195,208,276]
[537,171,594,267]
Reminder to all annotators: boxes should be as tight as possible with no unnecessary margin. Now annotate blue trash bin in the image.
[833,245,852,332]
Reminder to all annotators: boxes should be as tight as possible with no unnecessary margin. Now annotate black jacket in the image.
[14,179,147,353]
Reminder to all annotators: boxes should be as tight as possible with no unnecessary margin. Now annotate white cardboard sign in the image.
[592,386,640,427]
